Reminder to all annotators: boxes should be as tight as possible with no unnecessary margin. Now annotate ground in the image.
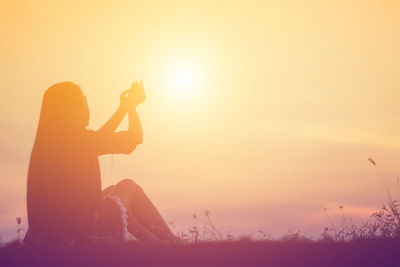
[1,239,400,266]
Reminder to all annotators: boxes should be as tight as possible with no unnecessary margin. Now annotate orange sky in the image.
[1,0,400,241]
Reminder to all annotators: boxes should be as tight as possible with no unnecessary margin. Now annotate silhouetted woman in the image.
[25,81,177,244]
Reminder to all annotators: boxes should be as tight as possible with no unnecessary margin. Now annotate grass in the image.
[318,158,400,242]
[1,238,400,266]
[2,157,400,266]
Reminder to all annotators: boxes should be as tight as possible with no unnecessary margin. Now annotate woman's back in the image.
[25,83,102,243]
[27,128,103,242]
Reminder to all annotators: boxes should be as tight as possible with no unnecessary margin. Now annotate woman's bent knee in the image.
[102,185,115,197]
[117,178,143,192]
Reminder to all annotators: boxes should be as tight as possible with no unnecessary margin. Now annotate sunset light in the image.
[175,67,194,91]
[167,61,201,99]
[2,1,400,265]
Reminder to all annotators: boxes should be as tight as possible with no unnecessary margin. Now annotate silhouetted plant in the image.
[16,217,23,242]
[321,158,400,241]
[226,231,234,241]
[174,210,226,243]
[280,230,311,243]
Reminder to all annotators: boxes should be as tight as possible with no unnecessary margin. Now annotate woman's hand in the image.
[130,81,146,107]
[119,81,146,111]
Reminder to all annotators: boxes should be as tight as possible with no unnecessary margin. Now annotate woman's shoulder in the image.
[79,129,100,147]
[82,129,111,150]
[83,128,99,138]
[84,128,96,134]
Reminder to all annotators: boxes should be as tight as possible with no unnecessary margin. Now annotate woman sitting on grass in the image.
[25,81,178,244]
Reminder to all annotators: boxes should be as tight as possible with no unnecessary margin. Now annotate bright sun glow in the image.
[175,68,194,90]
[166,60,203,100]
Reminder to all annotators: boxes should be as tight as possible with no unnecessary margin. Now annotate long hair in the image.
[26,82,90,242]
[33,82,89,148]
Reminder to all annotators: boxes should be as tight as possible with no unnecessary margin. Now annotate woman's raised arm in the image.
[127,82,145,145]
[128,108,143,145]
[94,82,145,155]
[97,90,131,134]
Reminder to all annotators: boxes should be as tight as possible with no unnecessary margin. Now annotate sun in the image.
[167,61,201,99]
[175,68,194,91]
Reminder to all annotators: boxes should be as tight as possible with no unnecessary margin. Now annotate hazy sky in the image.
[1,0,400,240]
